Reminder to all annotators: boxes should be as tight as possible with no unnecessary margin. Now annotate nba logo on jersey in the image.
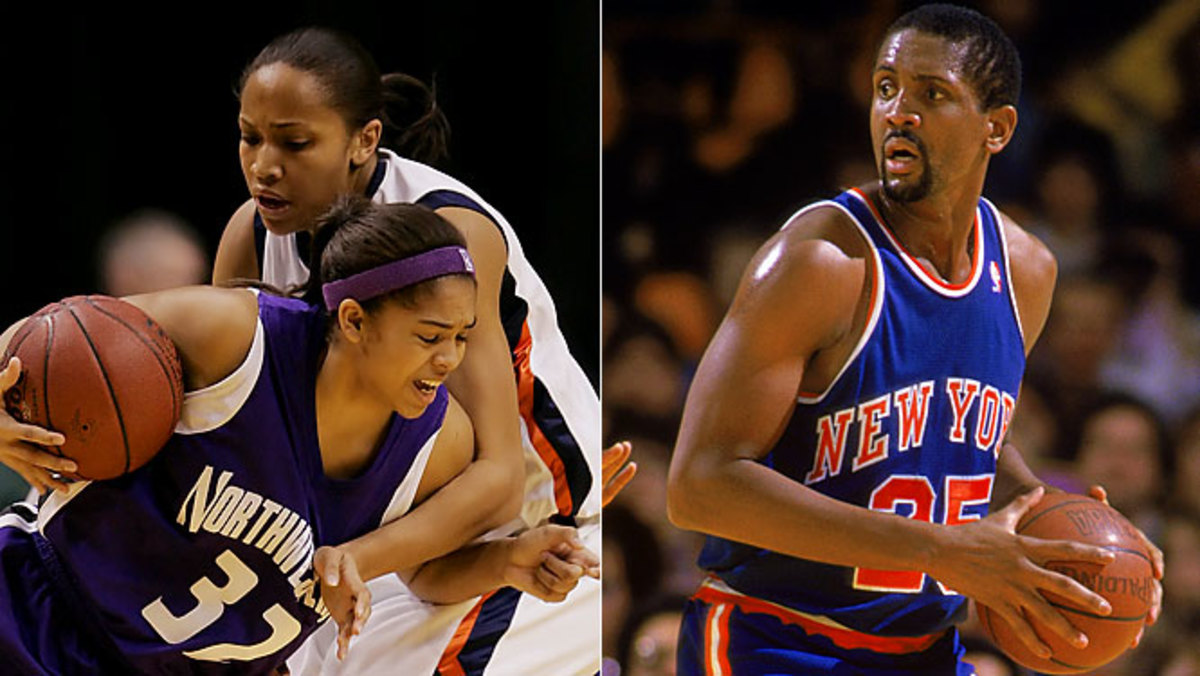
[990,261,1002,293]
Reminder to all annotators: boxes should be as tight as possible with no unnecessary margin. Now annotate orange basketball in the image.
[977,492,1154,674]
[3,295,184,480]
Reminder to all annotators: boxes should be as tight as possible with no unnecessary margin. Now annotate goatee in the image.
[880,157,933,203]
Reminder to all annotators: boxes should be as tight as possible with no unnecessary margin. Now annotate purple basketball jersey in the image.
[13,292,447,674]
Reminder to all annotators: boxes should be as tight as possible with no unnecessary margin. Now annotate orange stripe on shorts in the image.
[695,582,945,655]
[437,591,496,676]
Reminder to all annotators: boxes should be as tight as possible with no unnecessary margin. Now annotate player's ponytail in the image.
[301,195,471,314]
[240,28,451,168]
[379,72,451,167]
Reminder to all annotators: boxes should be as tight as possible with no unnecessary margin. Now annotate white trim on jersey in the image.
[782,201,887,406]
[176,310,266,436]
[0,503,39,533]
[36,480,91,531]
[378,428,442,525]
[985,197,1027,352]
[847,189,985,299]
[261,149,600,521]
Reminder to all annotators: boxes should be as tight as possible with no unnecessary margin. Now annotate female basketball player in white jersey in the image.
[0,198,595,674]
[213,28,609,676]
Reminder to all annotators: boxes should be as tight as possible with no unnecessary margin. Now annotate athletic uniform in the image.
[678,188,1025,675]
[0,292,448,675]
[264,149,601,676]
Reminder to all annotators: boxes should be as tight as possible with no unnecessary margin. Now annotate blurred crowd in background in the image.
[602,1,1200,675]
[0,209,211,503]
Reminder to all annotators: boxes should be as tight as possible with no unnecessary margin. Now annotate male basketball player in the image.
[666,5,1163,674]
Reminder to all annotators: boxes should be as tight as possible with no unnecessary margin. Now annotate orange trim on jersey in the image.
[437,591,496,676]
[513,321,573,516]
[702,603,717,676]
[694,581,946,655]
[849,186,981,292]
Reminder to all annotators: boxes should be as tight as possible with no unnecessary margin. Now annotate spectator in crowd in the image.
[97,208,209,296]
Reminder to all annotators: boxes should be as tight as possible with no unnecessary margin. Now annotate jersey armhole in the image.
[376,428,443,525]
[418,189,510,251]
[793,201,886,405]
[176,298,265,435]
[984,199,1027,353]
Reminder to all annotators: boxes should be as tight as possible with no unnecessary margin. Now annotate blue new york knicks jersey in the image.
[698,188,1026,638]
[18,292,448,674]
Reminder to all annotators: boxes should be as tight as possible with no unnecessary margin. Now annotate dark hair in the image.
[300,195,471,313]
[884,3,1021,111]
[240,27,451,165]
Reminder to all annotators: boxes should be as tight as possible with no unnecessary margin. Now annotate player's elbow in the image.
[487,460,524,525]
[665,454,713,532]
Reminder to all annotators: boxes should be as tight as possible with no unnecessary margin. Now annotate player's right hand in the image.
[503,525,600,602]
[0,357,74,494]
[314,545,371,661]
[928,486,1117,660]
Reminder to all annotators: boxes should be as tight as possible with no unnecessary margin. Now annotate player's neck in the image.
[315,343,393,479]
[349,154,381,197]
[875,185,981,284]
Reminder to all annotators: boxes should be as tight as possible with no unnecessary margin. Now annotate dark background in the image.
[0,2,599,385]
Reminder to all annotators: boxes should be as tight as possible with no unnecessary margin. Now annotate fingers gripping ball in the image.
[978,492,1154,674]
[2,296,184,480]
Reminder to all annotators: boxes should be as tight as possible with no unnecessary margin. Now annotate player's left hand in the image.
[314,545,371,661]
[503,525,600,602]
[602,441,637,507]
[1086,484,1164,648]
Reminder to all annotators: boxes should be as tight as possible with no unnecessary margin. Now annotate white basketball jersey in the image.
[265,151,600,676]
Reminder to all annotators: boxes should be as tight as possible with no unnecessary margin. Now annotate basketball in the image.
[2,295,184,480]
[977,492,1154,674]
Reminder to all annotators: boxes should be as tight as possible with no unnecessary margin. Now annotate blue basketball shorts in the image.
[677,578,975,676]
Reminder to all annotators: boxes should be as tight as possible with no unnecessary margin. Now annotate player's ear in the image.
[350,119,382,169]
[336,299,368,344]
[985,105,1017,155]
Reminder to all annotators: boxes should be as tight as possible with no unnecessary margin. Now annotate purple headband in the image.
[322,245,475,311]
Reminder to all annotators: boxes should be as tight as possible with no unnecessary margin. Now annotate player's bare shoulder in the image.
[213,199,261,284]
[997,208,1058,352]
[745,198,869,298]
[727,194,873,356]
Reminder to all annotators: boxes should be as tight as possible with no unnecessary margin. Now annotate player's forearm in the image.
[992,442,1047,510]
[445,334,524,522]
[402,538,514,604]
[339,457,517,582]
[668,453,942,573]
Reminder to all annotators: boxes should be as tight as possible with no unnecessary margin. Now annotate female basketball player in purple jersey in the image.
[0,198,595,675]
[211,28,611,675]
